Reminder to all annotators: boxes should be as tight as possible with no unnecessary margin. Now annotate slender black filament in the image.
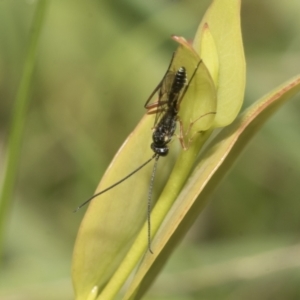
[74,154,157,212]
[147,155,159,254]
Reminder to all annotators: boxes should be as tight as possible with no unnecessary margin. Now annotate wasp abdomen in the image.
[172,67,187,94]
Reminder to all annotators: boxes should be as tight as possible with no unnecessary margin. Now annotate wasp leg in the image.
[177,112,217,150]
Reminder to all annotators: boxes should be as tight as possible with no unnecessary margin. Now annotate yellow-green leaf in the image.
[198,23,219,86]
[193,0,245,127]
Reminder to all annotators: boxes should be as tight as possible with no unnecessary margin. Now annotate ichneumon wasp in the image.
[75,53,215,253]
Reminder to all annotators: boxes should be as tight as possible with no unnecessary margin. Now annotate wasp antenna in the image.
[74,154,157,212]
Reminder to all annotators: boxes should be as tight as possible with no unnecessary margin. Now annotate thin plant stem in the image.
[0,0,48,259]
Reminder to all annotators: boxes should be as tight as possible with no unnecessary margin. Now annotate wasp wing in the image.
[145,53,177,127]
[151,71,176,126]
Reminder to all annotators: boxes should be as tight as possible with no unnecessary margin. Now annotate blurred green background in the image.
[0,1,300,299]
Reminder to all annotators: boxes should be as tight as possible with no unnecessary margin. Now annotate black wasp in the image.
[75,55,203,253]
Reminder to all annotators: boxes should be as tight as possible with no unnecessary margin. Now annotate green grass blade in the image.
[0,0,48,257]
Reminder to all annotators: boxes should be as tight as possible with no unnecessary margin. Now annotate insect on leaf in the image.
[168,36,217,147]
